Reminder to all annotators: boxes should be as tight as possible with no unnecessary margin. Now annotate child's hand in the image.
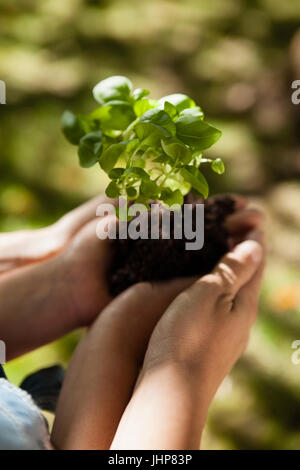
[51,276,194,450]
[143,232,264,376]
[111,230,265,450]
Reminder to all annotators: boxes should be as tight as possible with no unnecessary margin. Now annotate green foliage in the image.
[78,131,103,168]
[62,76,225,209]
[211,158,225,175]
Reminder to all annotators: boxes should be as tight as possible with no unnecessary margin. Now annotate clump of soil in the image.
[108,194,235,296]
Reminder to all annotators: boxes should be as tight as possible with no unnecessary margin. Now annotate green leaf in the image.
[164,101,177,118]
[180,165,209,198]
[125,139,139,153]
[164,175,190,195]
[126,186,137,198]
[176,115,221,150]
[135,122,170,147]
[159,94,195,113]
[78,131,103,168]
[133,157,146,168]
[105,181,121,198]
[140,108,176,136]
[179,106,204,119]
[140,179,160,198]
[152,153,172,164]
[63,76,225,209]
[109,168,125,180]
[133,195,150,210]
[211,158,225,175]
[161,137,192,164]
[93,76,132,104]
[133,88,149,100]
[160,188,183,207]
[91,101,135,132]
[134,98,155,117]
[61,111,86,145]
[99,143,126,172]
[124,167,149,180]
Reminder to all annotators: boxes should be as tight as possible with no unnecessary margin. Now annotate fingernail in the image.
[234,240,263,264]
[247,229,262,242]
[233,195,248,210]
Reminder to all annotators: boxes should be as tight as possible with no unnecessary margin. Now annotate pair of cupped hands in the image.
[0,194,264,449]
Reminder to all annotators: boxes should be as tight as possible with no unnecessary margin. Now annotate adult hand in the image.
[0,198,116,359]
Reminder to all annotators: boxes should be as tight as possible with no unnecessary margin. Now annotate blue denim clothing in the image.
[0,378,52,450]
[0,365,6,379]
[20,366,65,413]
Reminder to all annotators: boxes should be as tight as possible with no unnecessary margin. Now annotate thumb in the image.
[211,239,263,298]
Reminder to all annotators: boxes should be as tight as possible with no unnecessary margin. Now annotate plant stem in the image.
[123,118,139,140]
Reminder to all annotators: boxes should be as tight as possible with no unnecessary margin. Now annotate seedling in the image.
[62,76,224,210]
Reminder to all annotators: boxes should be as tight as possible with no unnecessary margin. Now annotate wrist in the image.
[138,360,208,448]
[42,252,81,333]
[143,347,220,410]
[0,253,79,359]
[55,249,88,329]
[58,243,110,328]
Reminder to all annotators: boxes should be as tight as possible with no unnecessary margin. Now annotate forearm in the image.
[111,361,209,450]
[52,326,139,450]
[52,286,160,450]
[0,253,78,359]
[52,280,193,450]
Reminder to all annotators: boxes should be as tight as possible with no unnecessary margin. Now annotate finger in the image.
[0,195,116,269]
[100,277,195,361]
[209,239,264,298]
[246,228,265,247]
[227,211,265,249]
[52,276,194,450]
[234,260,264,322]
[230,194,248,211]
[234,229,265,322]
[64,217,113,271]
[55,194,116,236]
[225,208,264,235]
[226,208,264,249]
[0,260,23,273]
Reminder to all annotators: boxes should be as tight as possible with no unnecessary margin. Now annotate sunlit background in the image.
[0,0,300,449]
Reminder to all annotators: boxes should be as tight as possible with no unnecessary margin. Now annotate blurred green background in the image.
[1,0,300,449]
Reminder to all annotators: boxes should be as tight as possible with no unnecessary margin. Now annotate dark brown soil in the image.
[108,194,235,296]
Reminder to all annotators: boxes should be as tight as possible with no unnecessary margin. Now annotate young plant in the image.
[62,76,225,210]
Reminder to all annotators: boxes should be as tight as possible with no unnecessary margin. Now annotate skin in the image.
[0,193,264,449]
[0,194,262,360]
[0,196,116,359]
[52,200,264,450]
[112,233,264,450]
[0,195,110,273]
